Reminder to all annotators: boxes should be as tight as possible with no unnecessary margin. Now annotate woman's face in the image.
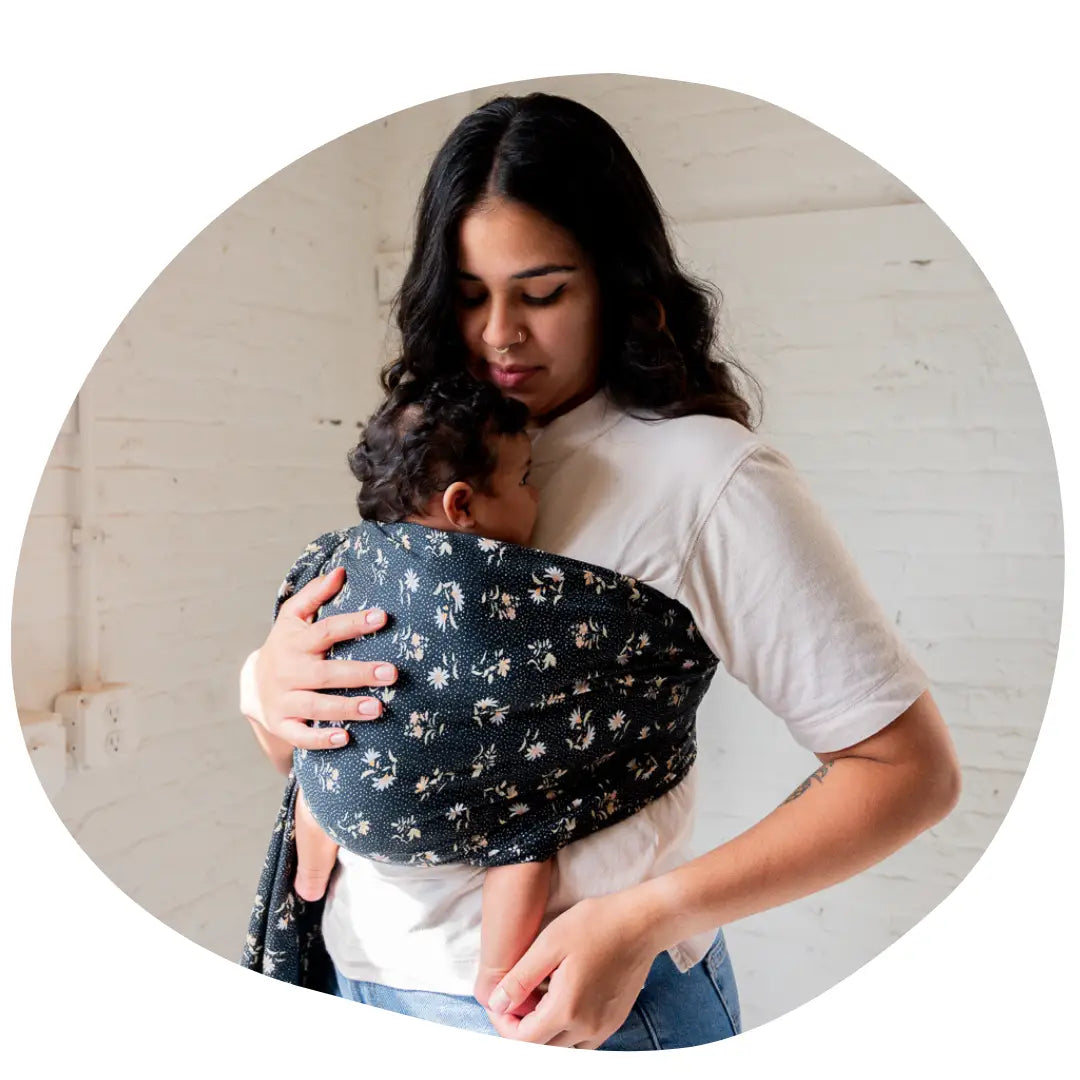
[456,197,602,423]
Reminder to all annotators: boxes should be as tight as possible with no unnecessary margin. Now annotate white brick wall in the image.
[671,199,1057,1024]
[12,74,1060,1031]
[13,128,386,955]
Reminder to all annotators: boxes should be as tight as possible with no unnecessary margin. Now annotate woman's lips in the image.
[488,362,540,390]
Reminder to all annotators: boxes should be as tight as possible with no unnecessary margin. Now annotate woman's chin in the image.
[502,384,549,415]
[473,365,560,420]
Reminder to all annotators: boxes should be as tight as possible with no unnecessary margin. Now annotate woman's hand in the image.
[484,692,961,1048]
[474,964,543,1024]
[241,567,398,751]
[484,890,668,1049]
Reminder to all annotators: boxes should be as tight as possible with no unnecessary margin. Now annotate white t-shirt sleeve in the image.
[676,443,928,753]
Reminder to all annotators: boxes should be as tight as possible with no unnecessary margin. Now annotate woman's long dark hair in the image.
[383,92,761,428]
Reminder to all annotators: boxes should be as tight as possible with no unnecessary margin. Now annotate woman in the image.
[240,93,961,1050]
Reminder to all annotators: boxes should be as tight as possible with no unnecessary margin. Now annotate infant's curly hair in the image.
[348,373,531,522]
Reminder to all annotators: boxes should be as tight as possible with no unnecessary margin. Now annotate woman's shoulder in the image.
[610,408,777,480]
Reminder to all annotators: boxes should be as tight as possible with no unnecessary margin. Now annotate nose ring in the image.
[494,330,527,355]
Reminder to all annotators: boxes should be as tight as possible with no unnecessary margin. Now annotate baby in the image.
[251,372,549,1016]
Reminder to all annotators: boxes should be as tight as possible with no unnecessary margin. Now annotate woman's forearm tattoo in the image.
[782,762,833,804]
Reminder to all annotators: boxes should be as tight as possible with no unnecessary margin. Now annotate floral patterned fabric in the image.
[242,520,719,986]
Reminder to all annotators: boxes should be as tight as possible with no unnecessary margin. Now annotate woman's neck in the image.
[530,384,602,428]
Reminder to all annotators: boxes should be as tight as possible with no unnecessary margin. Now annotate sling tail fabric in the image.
[242,521,719,988]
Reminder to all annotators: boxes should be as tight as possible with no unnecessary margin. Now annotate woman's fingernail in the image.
[488,987,510,1015]
[366,609,385,625]
[328,731,348,746]
[374,664,396,682]
[357,699,381,718]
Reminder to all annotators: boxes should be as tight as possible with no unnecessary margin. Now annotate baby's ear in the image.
[442,481,475,530]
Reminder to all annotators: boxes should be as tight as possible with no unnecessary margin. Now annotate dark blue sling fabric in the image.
[242,521,719,986]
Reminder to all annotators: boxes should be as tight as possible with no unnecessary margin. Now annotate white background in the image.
[2,1,1076,1076]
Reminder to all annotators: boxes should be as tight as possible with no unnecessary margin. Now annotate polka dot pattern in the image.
[243,519,718,984]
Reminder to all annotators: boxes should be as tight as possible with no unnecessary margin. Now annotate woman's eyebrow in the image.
[457,264,578,281]
[512,264,577,280]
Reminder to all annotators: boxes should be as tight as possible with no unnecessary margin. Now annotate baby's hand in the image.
[293,791,339,902]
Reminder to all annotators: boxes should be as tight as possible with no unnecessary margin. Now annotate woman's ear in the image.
[442,481,476,529]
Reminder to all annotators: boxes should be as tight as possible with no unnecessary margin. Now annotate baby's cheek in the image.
[523,499,540,541]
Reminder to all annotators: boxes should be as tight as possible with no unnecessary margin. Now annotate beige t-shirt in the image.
[320,390,928,992]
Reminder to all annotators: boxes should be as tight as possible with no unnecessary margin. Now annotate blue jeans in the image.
[329,930,741,1050]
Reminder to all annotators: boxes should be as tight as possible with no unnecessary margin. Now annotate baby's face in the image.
[470,432,539,547]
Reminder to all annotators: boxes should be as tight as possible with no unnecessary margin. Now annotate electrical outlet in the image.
[54,683,137,770]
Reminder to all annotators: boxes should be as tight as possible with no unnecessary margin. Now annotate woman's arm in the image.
[246,716,295,776]
[240,567,398,751]
[640,689,960,939]
[486,690,960,1048]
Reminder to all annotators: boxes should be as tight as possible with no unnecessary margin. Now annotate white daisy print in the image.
[473,697,510,726]
[526,640,556,671]
[337,814,371,840]
[316,761,340,793]
[390,816,422,843]
[427,666,450,690]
